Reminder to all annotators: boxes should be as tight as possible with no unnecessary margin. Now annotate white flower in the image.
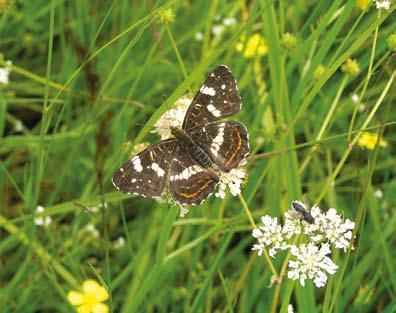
[153,95,191,140]
[351,93,366,112]
[154,191,188,217]
[179,206,189,217]
[34,205,52,227]
[14,120,23,132]
[374,189,383,199]
[212,25,224,36]
[283,209,303,238]
[376,1,391,9]
[315,208,355,251]
[287,304,294,313]
[86,206,99,213]
[84,224,99,237]
[215,167,246,199]
[0,67,11,85]
[287,243,338,288]
[252,216,288,257]
[86,202,107,213]
[223,17,237,26]
[114,236,126,249]
[194,32,203,41]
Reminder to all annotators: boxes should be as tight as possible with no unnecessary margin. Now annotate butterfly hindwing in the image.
[169,146,219,205]
[112,139,177,197]
[191,121,249,171]
[182,65,242,131]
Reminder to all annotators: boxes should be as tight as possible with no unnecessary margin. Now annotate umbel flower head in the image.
[153,94,192,140]
[341,58,360,76]
[156,8,175,24]
[252,201,355,287]
[288,242,338,287]
[67,279,109,313]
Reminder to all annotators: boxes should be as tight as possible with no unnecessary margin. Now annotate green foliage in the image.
[1,1,395,312]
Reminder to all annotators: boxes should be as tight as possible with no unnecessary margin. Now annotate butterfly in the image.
[112,65,249,205]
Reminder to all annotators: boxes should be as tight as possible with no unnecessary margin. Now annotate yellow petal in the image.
[67,291,84,306]
[83,280,101,294]
[258,45,268,56]
[77,305,92,313]
[95,286,109,302]
[235,42,243,52]
[92,303,109,313]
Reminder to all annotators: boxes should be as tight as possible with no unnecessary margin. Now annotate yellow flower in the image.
[341,58,360,76]
[313,64,326,80]
[236,33,268,58]
[387,33,396,51]
[281,32,298,50]
[157,8,175,24]
[357,132,387,150]
[67,280,109,313]
[356,0,370,11]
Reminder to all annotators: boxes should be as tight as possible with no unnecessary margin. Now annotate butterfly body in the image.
[171,127,213,169]
[112,65,249,205]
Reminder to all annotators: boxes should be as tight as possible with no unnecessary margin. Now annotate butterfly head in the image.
[170,126,187,141]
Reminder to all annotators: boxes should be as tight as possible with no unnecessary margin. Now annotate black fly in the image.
[292,200,315,224]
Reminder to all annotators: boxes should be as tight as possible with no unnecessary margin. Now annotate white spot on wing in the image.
[151,162,165,177]
[200,85,216,96]
[132,156,143,172]
[207,104,221,117]
[221,84,225,90]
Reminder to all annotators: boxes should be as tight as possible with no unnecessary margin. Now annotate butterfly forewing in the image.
[112,139,177,197]
[191,121,249,171]
[182,65,242,131]
[169,147,219,205]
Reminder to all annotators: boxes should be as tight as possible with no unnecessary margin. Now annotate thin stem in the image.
[315,71,395,204]
[238,193,278,277]
[269,236,298,313]
[299,76,347,173]
[348,12,379,141]
[165,24,192,93]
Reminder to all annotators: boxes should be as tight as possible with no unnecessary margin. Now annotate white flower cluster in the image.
[152,95,248,212]
[0,60,12,85]
[154,191,189,217]
[288,242,338,288]
[195,16,237,41]
[34,205,52,227]
[252,201,355,287]
[252,216,288,257]
[215,167,247,199]
[153,95,191,140]
[375,0,391,10]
